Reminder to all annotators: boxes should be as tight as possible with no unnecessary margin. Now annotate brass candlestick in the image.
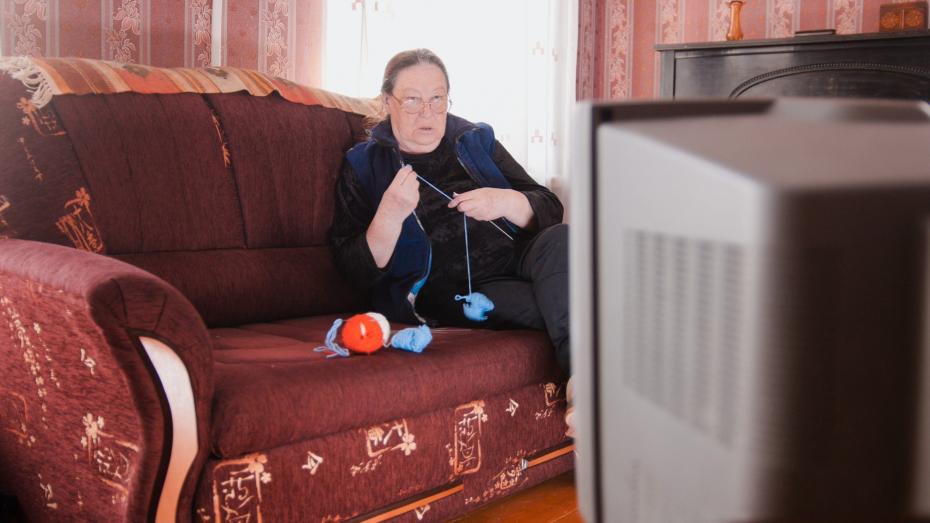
[727,0,744,41]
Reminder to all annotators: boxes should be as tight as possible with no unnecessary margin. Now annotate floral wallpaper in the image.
[578,0,917,100]
[1,0,323,85]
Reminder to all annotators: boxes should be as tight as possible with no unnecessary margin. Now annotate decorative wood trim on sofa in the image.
[139,336,199,523]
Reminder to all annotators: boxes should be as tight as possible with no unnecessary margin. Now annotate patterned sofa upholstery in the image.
[0,58,572,522]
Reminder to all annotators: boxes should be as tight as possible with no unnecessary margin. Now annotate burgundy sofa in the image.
[0,58,572,522]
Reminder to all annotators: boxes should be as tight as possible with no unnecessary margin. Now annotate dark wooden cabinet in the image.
[657,31,930,100]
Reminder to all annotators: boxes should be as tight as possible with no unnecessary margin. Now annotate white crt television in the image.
[570,98,930,522]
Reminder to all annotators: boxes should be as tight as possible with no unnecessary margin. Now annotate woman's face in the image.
[386,63,448,154]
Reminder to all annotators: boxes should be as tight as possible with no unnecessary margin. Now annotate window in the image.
[323,0,576,186]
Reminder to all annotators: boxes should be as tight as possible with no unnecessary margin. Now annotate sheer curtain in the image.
[322,0,577,188]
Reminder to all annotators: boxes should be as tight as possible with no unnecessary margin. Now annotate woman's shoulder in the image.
[446,113,484,138]
[449,116,496,154]
[346,128,391,157]
[346,138,373,160]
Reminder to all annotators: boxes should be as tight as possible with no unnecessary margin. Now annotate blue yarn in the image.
[313,318,351,358]
[456,292,495,321]
[390,325,432,353]
[404,163,499,322]
[459,212,494,321]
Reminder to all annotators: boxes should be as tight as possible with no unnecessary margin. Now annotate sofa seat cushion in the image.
[209,315,562,457]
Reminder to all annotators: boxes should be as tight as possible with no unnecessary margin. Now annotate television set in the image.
[570,98,930,522]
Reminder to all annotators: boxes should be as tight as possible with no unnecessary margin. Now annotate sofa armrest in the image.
[0,239,213,523]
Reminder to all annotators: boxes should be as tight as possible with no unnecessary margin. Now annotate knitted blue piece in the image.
[390,325,432,353]
[410,164,500,322]
[313,318,351,358]
[457,213,495,321]
[455,292,494,322]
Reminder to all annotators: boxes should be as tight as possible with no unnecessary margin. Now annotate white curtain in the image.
[323,0,577,188]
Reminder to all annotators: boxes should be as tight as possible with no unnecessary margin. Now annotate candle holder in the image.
[727,0,745,41]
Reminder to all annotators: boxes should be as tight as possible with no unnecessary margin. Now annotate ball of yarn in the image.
[390,325,433,353]
[455,292,494,322]
[340,312,390,354]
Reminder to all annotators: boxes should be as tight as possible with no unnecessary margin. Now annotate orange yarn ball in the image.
[339,313,389,354]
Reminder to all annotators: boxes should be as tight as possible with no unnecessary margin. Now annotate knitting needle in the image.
[414,174,515,241]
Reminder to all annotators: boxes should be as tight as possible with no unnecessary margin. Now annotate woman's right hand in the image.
[366,165,420,268]
[377,165,420,223]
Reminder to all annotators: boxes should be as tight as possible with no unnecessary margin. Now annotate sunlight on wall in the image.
[323,0,572,184]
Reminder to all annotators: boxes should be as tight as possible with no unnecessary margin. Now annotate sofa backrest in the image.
[0,61,372,327]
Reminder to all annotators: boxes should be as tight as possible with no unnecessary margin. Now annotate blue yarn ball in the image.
[455,292,494,322]
[391,325,432,353]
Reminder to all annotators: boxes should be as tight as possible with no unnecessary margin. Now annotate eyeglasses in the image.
[388,94,451,114]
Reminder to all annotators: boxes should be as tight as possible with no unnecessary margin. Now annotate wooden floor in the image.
[453,472,584,523]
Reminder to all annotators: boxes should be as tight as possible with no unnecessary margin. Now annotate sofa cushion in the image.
[114,247,367,327]
[209,315,562,457]
[0,75,107,250]
[46,88,373,328]
[51,92,245,254]
[205,93,367,249]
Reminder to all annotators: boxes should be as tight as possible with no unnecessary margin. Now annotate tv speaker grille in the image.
[622,230,744,446]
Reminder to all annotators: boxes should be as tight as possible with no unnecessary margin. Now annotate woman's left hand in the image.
[448,188,535,228]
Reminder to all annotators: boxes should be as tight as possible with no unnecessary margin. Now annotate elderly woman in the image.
[330,48,570,383]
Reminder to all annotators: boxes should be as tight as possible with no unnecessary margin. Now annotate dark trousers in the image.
[422,223,570,374]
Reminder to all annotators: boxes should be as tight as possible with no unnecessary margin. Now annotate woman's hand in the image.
[378,165,420,222]
[448,188,535,229]
[367,165,420,268]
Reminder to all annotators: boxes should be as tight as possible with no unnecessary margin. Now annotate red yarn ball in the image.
[339,313,389,354]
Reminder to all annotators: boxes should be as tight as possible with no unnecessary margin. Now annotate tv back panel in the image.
[570,98,930,522]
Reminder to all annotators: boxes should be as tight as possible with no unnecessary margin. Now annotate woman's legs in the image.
[513,223,574,438]
[515,223,570,374]
[474,277,546,331]
[419,223,571,374]
[425,223,575,436]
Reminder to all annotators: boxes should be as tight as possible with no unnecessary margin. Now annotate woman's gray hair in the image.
[369,48,449,126]
[381,48,450,96]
